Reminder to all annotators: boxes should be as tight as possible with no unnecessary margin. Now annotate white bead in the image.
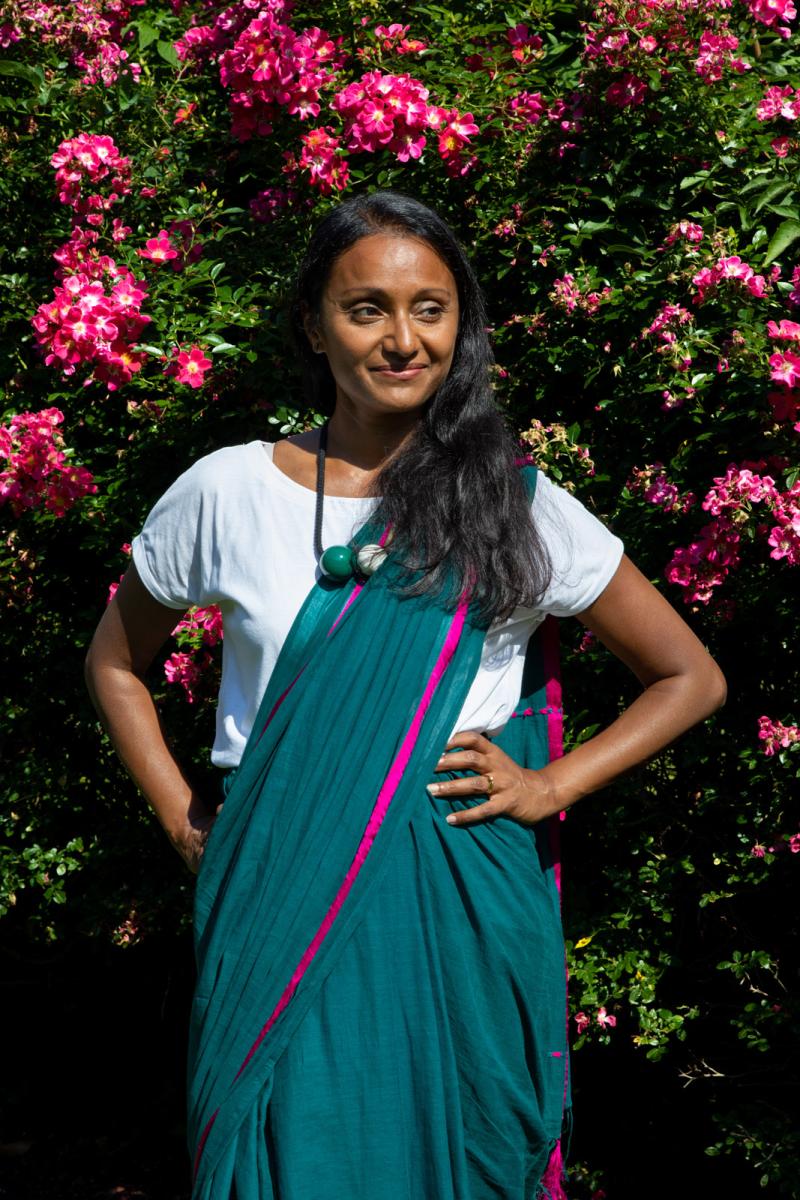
[356,543,387,575]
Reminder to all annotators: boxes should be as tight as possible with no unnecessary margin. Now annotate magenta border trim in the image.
[540,614,570,1197]
[192,580,468,1183]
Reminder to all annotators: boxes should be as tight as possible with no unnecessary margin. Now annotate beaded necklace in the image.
[314,419,389,582]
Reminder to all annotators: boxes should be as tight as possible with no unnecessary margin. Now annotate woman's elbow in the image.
[701,658,727,715]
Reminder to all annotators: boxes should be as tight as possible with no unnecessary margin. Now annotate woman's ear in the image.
[300,303,324,354]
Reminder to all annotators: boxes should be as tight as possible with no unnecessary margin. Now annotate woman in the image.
[85,189,726,1200]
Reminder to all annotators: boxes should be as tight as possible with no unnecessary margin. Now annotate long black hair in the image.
[288,188,552,625]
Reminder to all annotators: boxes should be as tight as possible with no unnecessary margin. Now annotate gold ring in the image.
[485,773,494,795]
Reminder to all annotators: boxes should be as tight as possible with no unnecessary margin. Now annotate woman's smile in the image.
[370,364,429,379]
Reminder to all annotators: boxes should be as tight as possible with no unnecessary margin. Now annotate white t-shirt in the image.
[131,440,624,767]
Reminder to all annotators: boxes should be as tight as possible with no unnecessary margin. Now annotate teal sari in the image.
[187,464,572,1199]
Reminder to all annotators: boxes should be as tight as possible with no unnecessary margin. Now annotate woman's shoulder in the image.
[527,467,625,616]
[161,440,266,498]
[179,439,263,480]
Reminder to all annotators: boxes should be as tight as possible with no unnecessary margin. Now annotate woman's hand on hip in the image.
[172,803,223,874]
[426,731,562,829]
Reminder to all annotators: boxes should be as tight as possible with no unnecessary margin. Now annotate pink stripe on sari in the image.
[234,595,468,1082]
[193,586,468,1180]
[540,613,570,1200]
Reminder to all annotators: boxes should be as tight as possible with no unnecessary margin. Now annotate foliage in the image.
[0,0,798,1193]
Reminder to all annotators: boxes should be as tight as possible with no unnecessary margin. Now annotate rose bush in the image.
[1,0,798,1193]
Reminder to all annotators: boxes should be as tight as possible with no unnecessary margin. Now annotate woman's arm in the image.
[84,562,218,872]
[535,553,726,811]
[431,554,727,826]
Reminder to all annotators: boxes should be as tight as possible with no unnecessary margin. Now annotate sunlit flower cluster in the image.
[0,408,96,517]
[627,463,696,514]
[173,605,224,646]
[164,650,209,704]
[702,464,780,516]
[163,344,213,389]
[518,420,596,489]
[51,132,132,222]
[691,255,771,305]
[638,301,694,355]
[493,203,524,239]
[218,10,346,140]
[508,90,546,130]
[505,22,543,65]
[760,324,800,431]
[757,715,800,757]
[765,481,800,563]
[667,464,800,603]
[664,220,704,247]
[165,603,224,702]
[694,28,750,84]
[331,70,478,174]
[371,23,427,56]
[289,126,350,194]
[32,262,151,391]
[550,273,613,315]
[747,0,796,37]
[665,516,742,603]
[1,0,143,87]
[580,0,761,112]
[111,907,143,947]
[755,83,800,123]
[575,1006,617,1033]
[174,0,294,68]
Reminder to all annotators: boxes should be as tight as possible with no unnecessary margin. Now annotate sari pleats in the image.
[187,467,572,1199]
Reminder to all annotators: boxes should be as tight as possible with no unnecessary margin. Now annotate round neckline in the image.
[254,440,381,505]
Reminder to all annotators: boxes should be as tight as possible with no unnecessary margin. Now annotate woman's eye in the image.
[349,305,444,321]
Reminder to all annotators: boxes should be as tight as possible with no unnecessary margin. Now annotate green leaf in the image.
[136,22,159,50]
[753,181,793,213]
[157,40,179,67]
[763,218,800,266]
[604,244,647,256]
[767,204,800,220]
[0,60,45,90]
[210,342,238,354]
[210,262,226,281]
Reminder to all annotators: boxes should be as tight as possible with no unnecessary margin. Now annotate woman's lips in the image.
[371,366,428,378]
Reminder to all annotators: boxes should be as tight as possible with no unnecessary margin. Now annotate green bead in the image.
[320,544,355,580]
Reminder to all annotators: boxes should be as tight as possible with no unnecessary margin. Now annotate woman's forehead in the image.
[327,233,456,295]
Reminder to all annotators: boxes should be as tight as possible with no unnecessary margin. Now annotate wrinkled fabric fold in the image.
[187,466,572,1199]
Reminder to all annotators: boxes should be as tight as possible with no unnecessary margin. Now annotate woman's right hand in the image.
[85,563,230,875]
[172,803,223,875]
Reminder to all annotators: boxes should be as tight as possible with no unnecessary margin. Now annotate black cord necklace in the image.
[314,419,388,582]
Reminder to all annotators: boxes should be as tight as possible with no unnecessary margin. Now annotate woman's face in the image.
[304,232,460,419]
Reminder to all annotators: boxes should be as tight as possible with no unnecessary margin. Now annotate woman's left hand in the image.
[427,731,562,829]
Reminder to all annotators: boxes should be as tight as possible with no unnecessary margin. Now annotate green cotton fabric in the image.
[187,465,572,1199]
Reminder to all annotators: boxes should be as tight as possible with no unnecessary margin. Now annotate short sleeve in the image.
[131,454,222,610]
[532,471,624,617]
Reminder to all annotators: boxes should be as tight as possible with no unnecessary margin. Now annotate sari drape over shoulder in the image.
[187,465,572,1199]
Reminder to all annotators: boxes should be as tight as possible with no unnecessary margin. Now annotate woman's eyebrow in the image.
[337,286,453,300]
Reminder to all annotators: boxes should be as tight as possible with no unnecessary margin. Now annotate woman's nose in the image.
[384,312,417,355]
